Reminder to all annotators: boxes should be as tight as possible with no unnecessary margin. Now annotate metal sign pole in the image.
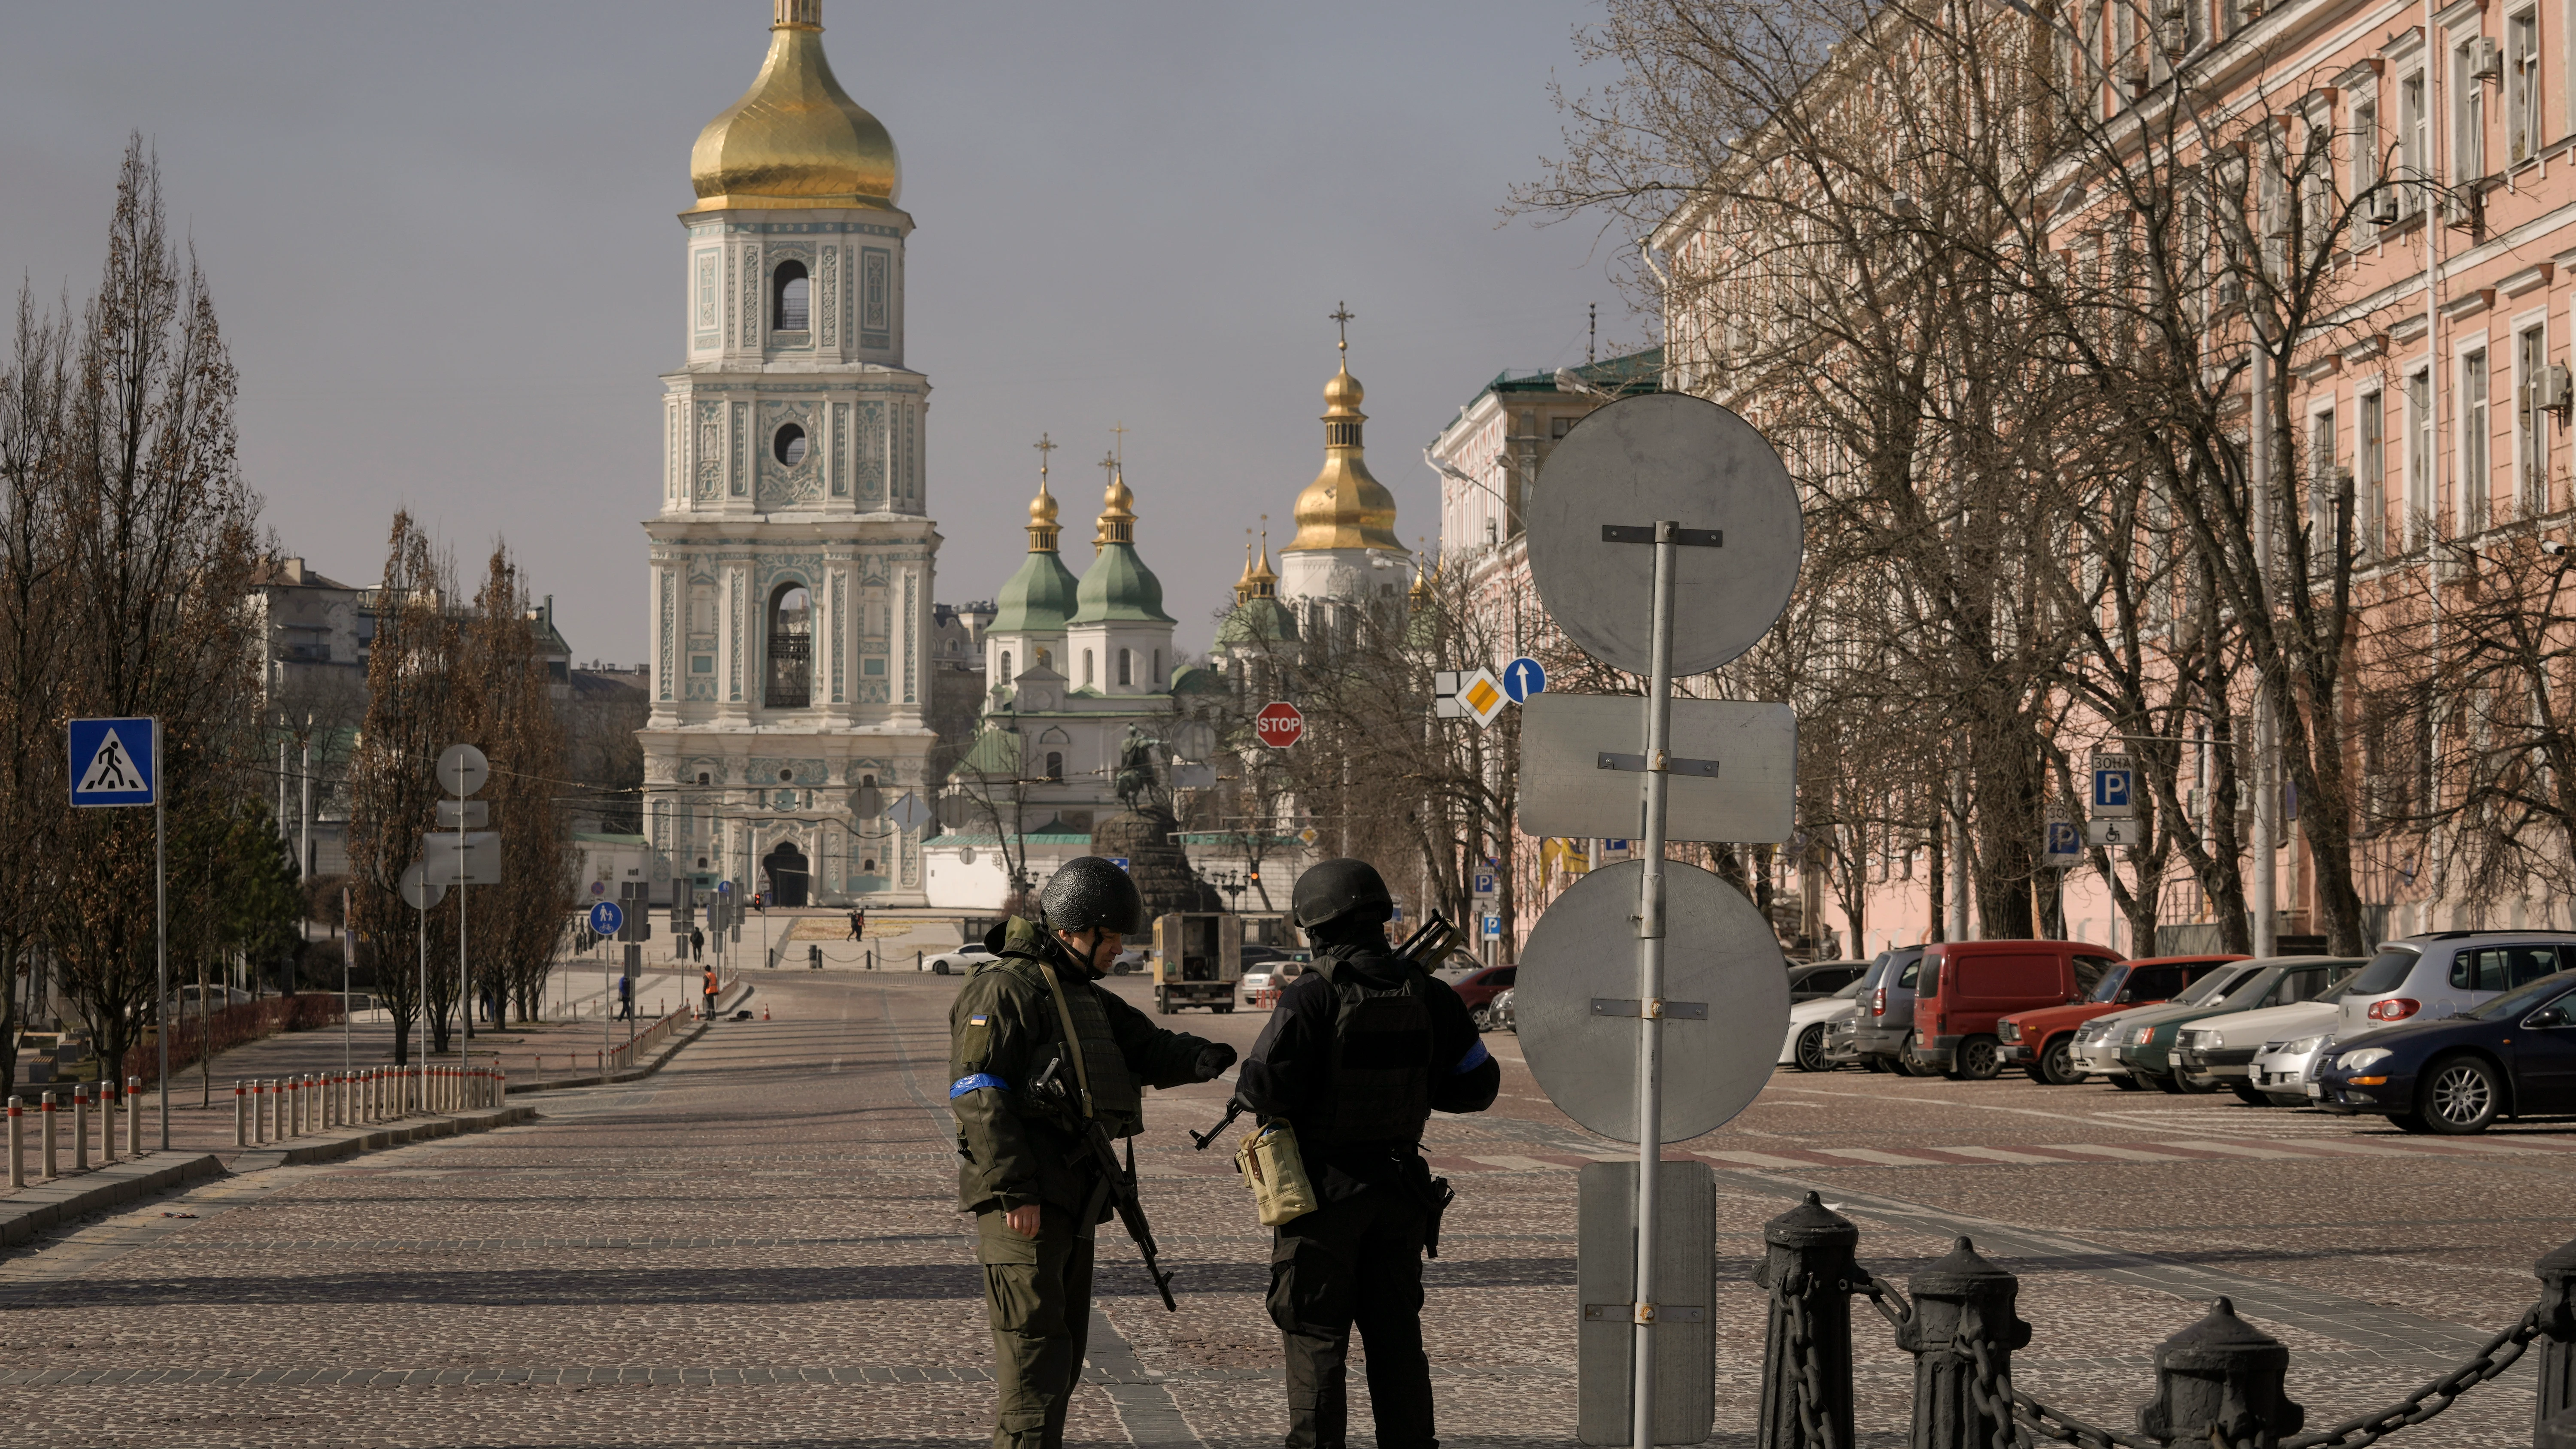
[1629,521,1679,1449]
[155,755,169,1153]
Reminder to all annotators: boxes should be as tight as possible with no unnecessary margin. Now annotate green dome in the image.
[1071,543,1176,624]
[1216,596,1298,647]
[990,549,1080,634]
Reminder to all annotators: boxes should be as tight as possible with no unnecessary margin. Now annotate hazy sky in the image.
[0,2,1641,662]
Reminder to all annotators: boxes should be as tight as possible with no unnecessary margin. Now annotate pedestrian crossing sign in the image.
[68,717,158,808]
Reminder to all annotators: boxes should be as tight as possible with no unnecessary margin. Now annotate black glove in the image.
[1193,1042,1238,1082]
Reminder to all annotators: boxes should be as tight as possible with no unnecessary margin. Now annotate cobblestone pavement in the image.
[0,969,2563,1446]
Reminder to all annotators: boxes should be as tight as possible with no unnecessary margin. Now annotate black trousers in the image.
[1267,1188,1434,1449]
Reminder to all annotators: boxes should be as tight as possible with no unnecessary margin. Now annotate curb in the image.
[0,1153,227,1246]
[225,1104,541,1170]
[504,979,747,1097]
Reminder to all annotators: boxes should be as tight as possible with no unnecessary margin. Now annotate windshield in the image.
[2471,969,2576,1020]
[1831,973,1871,1000]
[1896,958,1920,989]
[2217,969,2281,1007]
[2321,968,2364,1000]
[2350,946,2423,995]
[2179,964,2254,1005]
[2087,964,2134,1003]
[1859,955,1894,991]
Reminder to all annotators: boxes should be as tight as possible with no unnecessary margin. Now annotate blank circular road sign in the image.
[437,743,490,797]
[1516,858,1789,1143]
[399,860,449,912]
[1524,393,1802,679]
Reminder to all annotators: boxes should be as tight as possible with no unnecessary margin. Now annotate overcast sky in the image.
[0,2,1641,662]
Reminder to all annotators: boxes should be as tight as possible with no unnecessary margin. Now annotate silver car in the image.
[2336,933,2576,1039]
[2248,1030,2338,1105]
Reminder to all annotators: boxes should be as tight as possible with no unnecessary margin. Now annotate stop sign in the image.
[1254,700,1305,749]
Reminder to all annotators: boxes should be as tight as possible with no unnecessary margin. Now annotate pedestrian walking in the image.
[617,975,633,1021]
[1235,858,1499,1449]
[948,856,1235,1449]
[691,925,706,960]
[848,907,865,941]
[702,965,719,1019]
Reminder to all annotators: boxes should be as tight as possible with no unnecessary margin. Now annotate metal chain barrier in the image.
[1783,1268,1841,1449]
[2267,1306,2545,1449]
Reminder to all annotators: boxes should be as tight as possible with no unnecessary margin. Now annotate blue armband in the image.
[1451,1040,1491,1074]
[949,1072,1010,1099]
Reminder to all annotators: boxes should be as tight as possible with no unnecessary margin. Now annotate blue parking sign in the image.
[1481,914,1502,939]
[69,718,158,808]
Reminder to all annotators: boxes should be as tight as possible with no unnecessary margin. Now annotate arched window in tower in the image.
[1082,650,1095,686]
[773,423,807,466]
[765,582,812,708]
[773,260,810,332]
[1046,751,1065,781]
[1117,649,1132,686]
[998,649,1013,681]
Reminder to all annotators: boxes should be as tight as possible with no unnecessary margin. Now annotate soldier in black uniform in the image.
[1236,858,1502,1449]
[948,857,1237,1449]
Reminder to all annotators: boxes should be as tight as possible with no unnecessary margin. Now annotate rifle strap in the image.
[1035,958,1096,1119]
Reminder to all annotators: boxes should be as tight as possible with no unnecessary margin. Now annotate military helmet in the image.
[1038,856,1145,936]
[1292,858,1395,930]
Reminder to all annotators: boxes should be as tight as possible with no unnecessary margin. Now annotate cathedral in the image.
[637,0,937,907]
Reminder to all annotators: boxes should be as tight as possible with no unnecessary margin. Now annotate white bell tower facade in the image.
[639,0,938,907]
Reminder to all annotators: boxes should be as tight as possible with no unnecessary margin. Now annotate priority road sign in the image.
[2091,754,2135,819]
[588,901,625,937]
[69,718,158,808]
[1456,668,1508,728]
[1501,656,1547,703]
[1255,700,1305,749]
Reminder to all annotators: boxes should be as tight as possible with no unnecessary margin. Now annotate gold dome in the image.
[688,1,901,214]
[1289,362,1405,553]
[1026,474,1060,553]
[1096,467,1137,546]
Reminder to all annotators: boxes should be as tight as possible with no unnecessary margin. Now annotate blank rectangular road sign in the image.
[1517,694,1795,843]
[1577,1160,1714,1446]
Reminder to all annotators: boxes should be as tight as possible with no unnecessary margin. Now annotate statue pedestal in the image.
[1092,808,1214,919]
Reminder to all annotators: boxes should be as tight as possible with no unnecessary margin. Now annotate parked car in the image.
[1239,950,1312,1006]
[1787,960,1872,1002]
[1912,939,2124,1079]
[1779,959,1890,1072]
[1439,963,1518,1029]
[2173,966,2366,1100]
[922,943,997,975]
[1489,986,1517,1032]
[2336,933,2576,1041]
[2311,967,2576,1132]
[1998,955,2246,1085]
[1832,946,1928,1071]
[2118,957,2360,1094]
[2248,1030,2341,1106]
[2066,962,2264,1087]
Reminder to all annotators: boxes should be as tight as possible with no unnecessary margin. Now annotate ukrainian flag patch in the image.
[969,1012,989,1026]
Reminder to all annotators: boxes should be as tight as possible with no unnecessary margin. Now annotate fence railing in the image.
[1756,1191,2576,1449]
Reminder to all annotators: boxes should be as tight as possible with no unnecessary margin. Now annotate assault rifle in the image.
[1187,911,1466,1152]
[1028,1051,1179,1311]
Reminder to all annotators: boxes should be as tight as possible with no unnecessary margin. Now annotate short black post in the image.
[2537,1237,2576,1449]
[2137,1297,2304,1449]
[1898,1236,2031,1449]
[1756,1191,1860,1449]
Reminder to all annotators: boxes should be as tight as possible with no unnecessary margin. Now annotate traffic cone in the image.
[761,1004,771,1020]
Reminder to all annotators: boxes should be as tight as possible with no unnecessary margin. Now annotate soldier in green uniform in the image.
[949,856,1237,1449]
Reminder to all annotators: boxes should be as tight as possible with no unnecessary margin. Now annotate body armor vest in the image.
[1002,953,1145,1139]
[1317,949,1433,1146]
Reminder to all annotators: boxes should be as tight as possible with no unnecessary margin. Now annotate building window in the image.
[2407,367,2433,546]
[1153,648,1162,683]
[2308,406,2338,564]
[2401,71,2429,212]
[765,582,812,708]
[774,260,810,331]
[2359,389,2385,557]
[1080,649,1094,686]
[774,423,807,466]
[999,649,1013,681]
[2352,96,2379,236]
[1117,649,1132,687]
[2510,9,2541,164]
[2519,324,2549,512]
[1550,416,1575,439]
[2455,38,2487,180]
[2464,347,2492,531]
[1045,751,1064,782]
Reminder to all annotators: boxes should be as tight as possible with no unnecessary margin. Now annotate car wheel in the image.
[2229,1082,2271,1107]
[2148,1072,2184,1094]
[2172,1071,2217,1095]
[1470,1005,1492,1032]
[1794,1025,1831,1073]
[1216,1002,1234,1014]
[2263,1093,2307,1108]
[2420,1055,2502,1134]
[1862,1055,1887,1073]
[2037,1037,2079,1086]
[932,960,949,976]
[1955,1036,2003,1081]
[2108,1073,2145,1091]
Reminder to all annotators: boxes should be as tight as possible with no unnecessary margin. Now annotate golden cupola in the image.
[1026,473,1060,553]
[1095,467,1138,547]
[689,1,902,213]
[1289,347,1406,554]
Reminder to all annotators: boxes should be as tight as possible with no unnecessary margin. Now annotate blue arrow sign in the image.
[69,717,157,808]
[1501,656,1547,703]
[588,901,625,937]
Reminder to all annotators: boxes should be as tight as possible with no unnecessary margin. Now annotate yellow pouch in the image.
[1235,1120,1321,1227]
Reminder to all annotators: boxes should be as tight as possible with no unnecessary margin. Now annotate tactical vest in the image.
[1317,950,1433,1146]
[999,952,1145,1139]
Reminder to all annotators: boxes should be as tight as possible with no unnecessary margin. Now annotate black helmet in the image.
[1038,856,1145,936]
[1292,858,1394,930]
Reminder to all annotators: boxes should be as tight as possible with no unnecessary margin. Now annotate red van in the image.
[1913,939,2124,1079]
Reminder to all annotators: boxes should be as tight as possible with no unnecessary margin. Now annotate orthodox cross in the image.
[1329,301,1355,358]
[1110,420,1129,466]
[1032,432,1055,486]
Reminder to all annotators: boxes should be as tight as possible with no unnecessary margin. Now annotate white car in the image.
[1778,975,1872,1073]
[2248,1030,2339,1105]
[922,944,997,975]
[2172,968,2362,1098]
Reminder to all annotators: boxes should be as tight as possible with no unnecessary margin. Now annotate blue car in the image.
[2312,968,2576,1133]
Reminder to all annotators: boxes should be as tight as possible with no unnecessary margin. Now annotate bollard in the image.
[40,1091,57,1178]
[1756,1191,1862,1449]
[101,1078,117,1164]
[127,1076,142,1157]
[6,1096,19,1189]
[2138,1298,2304,1448]
[251,1079,265,1144]
[2538,1236,2576,1449]
[73,1085,89,1172]
[1896,1237,2031,1449]
[285,1075,299,1137]
[233,1080,246,1147]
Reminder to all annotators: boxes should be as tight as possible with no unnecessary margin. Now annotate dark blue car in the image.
[2312,968,2576,1133]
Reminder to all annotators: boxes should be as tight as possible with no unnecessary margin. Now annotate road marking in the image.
[1814,1148,1938,1166]
[2044,1144,2192,1162]
[1692,1149,1811,1169]
[2157,1140,2315,1160]
[1466,1155,1563,1171]
[2280,1138,2430,1157]
[1927,1145,2066,1164]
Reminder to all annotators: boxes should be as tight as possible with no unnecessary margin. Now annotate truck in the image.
[1150,912,1241,1014]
